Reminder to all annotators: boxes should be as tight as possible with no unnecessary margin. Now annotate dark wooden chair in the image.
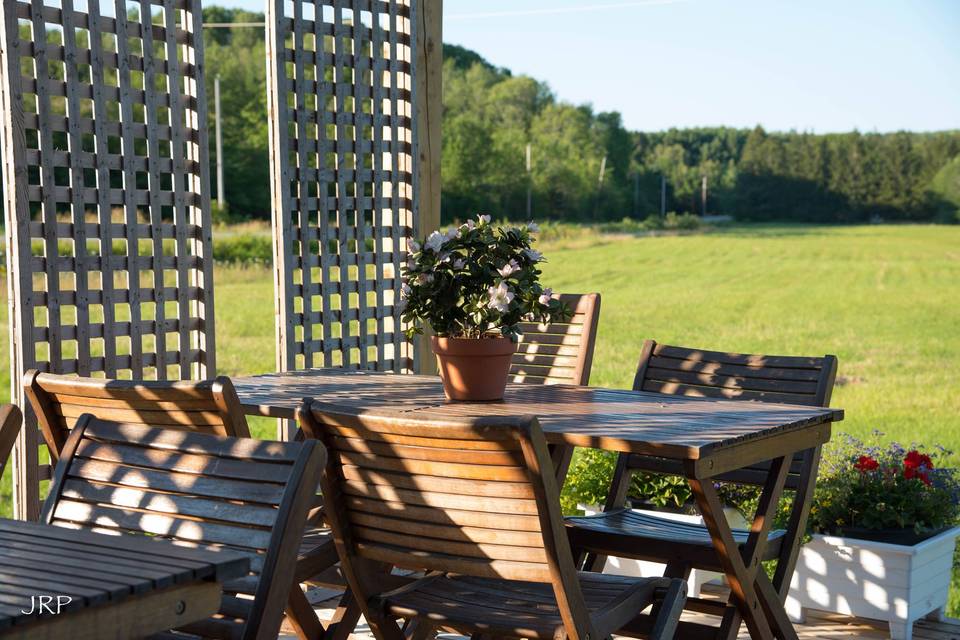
[566,340,838,639]
[41,415,327,640]
[298,401,688,640]
[23,371,338,640]
[510,293,601,386]
[23,371,251,465]
[0,404,24,479]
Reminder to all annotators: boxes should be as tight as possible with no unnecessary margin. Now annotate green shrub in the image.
[212,234,273,264]
[664,211,701,230]
[560,448,617,514]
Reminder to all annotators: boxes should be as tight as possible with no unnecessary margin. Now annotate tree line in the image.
[442,44,960,224]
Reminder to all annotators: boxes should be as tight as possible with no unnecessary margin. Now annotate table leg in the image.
[548,443,574,485]
[686,454,795,640]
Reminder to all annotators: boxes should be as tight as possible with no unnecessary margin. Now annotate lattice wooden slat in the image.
[0,0,215,519]
[266,0,417,378]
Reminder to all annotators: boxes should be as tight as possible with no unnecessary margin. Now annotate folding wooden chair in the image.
[23,371,338,639]
[41,416,326,639]
[0,404,23,478]
[298,401,687,640]
[510,293,601,387]
[24,372,251,464]
[567,340,838,639]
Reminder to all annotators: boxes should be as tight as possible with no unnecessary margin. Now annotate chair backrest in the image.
[634,341,837,406]
[510,293,601,386]
[0,404,24,479]
[298,402,596,638]
[24,371,250,465]
[617,340,838,492]
[41,416,326,640]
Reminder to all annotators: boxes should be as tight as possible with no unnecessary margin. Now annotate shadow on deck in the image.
[284,586,960,640]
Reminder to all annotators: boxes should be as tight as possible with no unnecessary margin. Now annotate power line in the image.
[445,0,687,21]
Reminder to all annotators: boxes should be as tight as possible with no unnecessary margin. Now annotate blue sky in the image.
[221,0,960,133]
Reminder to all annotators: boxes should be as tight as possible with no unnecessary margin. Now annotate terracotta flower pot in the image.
[431,336,517,401]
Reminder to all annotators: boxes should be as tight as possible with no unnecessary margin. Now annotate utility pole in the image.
[633,172,640,217]
[701,175,708,216]
[594,155,607,221]
[215,74,224,209]
[660,174,666,217]
[525,143,532,219]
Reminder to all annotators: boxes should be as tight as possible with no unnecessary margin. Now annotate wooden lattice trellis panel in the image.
[0,0,216,519]
[266,0,423,379]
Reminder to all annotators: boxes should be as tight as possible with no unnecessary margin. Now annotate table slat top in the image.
[0,519,249,630]
[233,369,843,459]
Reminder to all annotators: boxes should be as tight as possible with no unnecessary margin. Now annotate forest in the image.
[11,7,960,225]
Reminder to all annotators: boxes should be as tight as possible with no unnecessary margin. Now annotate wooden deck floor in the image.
[285,586,960,640]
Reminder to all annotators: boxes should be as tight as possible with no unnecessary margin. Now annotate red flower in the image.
[904,450,933,471]
[853,455,879,473]
[903,450,933,486]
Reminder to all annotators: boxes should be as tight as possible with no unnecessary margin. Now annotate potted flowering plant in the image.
[808,433,960,544]
[787,432,960,639]
[400,214,569,401]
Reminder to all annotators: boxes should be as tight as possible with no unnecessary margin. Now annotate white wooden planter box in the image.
[578,505,748,597]
[786,526,960,640]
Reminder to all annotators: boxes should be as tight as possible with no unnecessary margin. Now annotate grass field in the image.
[1,223,958,611]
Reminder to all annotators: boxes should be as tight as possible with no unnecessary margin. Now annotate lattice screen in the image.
[266,0,416,375]
[0,0,215,518]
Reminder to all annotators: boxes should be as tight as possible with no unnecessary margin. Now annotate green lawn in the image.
[1,223,958,611]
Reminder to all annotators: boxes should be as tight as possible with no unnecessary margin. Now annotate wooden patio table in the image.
[0,518,249,639]
[233,368,843,640]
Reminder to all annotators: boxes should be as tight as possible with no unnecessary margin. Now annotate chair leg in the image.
[582,551,608,573]
[662,562,691,580]
[716,605,743,640]
[286,584,325,640]
[405,618,435,640]
[648,579,687,640]
[327,588,364,640]
[366,612,407,640]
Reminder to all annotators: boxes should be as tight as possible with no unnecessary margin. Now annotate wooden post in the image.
[215,74,224,208]
[660,174,667,217]
[633,172,640,217]
[526,143,532,219]
[413,0,442,375]
[701,174,708,217]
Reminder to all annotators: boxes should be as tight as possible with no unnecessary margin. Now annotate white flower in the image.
[400,283,412,298]
[424,231,444,252]
[487,282,514,314]
[462,220,475,231]
[524,248,543,262]
[452,258,465,270]
[409,240,421,253]
[527,221,540,233]
[538,287,553,306]
[478,213,491,225]
[497,259,520,278]
[445,227,460,241]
